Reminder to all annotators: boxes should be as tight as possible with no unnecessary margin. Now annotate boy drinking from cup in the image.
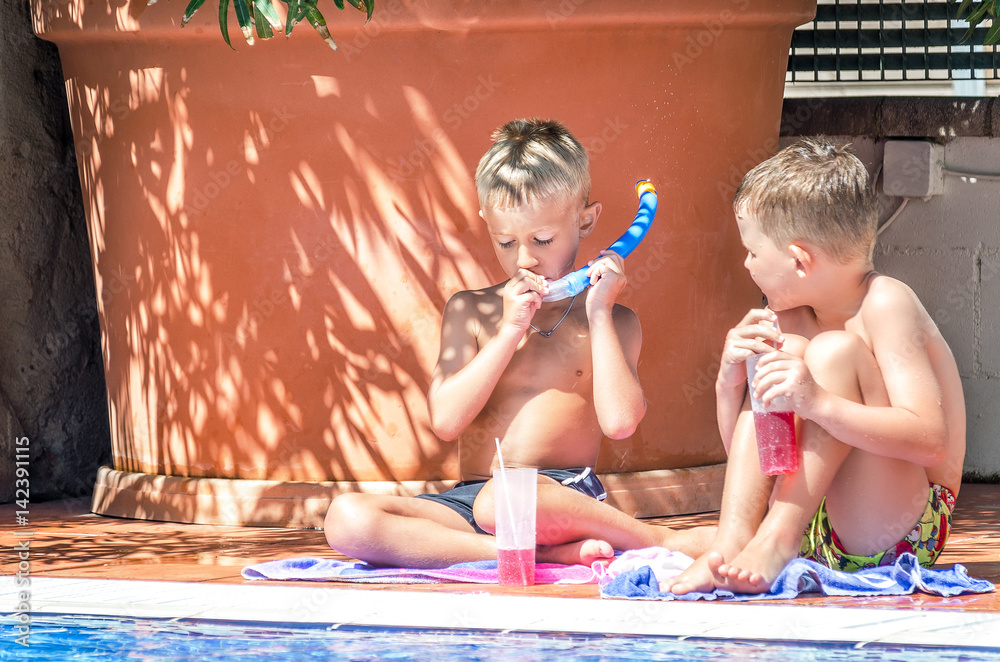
[667,138,966,594]
[324,118,711,568]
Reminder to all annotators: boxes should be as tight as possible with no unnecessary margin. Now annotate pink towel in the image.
[242,556,603,584]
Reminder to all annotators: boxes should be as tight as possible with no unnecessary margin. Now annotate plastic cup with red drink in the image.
[746,353,799,475]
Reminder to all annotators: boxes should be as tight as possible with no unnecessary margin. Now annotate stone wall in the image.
[781,97,1000,481]
[0,1,110,502]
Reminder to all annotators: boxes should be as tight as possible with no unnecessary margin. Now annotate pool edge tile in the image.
[3,576,999,650]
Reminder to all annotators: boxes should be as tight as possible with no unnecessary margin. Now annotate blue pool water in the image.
[2,614,999,661]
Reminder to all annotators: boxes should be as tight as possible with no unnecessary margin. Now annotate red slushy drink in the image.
[493,467,537,586]
[752,410,798,474]
[497,547,535,586]
[746,354,799,475]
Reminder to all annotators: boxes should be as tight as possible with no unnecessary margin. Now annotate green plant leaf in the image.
[967,1,992,25]
[305,4,338,50]
[252,0,282,30]
[345,0,374,21]
[955,0,996,42]
[298,0,315,23]
[219,0,235,49]
[284,0,299,35]
[233,0,255,45]
[253,5,274,39]
[195,0,372,49]
[957,0,975,19]
[986,17,1000,43]
[181,0,207,27]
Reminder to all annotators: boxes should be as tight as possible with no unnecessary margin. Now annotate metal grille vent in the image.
[787,0,999,83]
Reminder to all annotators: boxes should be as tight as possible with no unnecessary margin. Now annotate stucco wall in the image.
[0,1,110,502]
[781,98,1000,481]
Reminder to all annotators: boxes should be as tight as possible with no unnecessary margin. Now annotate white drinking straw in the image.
[494,436,507,474]
[494,437,520,551]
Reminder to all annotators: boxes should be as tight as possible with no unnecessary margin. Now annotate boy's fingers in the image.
[738,307,777,326]
[732,327,780,350]
[600,249,625,269]
[587,252,624,276]
[754,353,788,375]
[731,338,771,357]
[735,310,781,343]
[754,320,782,337]
[513,269,549,293]
[755,358,805,403]
[758,350,797,367]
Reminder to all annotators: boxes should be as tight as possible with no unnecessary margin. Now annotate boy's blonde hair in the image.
[733,137,878,263]
[475,119,590,210]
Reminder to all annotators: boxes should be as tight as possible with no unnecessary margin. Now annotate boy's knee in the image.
[324,492,376,545]
[804,330,869,376]
[471,483,496,533]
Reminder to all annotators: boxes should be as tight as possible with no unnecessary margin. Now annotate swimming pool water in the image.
[2,614,999,661]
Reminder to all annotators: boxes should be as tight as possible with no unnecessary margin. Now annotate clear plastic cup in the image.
[746,353,798,475]
[493,467,537,586]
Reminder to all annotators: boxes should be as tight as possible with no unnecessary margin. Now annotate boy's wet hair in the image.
[733,137,878,263]
[475,119,590,210]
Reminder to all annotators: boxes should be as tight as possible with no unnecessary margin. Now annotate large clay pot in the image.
[32,0,815,525]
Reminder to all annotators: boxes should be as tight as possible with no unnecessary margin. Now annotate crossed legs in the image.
[325,474,715,569]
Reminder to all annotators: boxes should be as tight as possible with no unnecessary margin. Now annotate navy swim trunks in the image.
[415,467,607,535]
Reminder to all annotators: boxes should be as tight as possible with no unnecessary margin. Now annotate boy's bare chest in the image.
[493,320,594,398]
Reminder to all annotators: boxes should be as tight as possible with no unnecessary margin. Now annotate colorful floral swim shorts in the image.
[799,483,956,572]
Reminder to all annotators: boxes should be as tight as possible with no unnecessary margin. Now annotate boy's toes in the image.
[661,580,684,594]
[579,539,615,564]
[539,538,615,566]
[705,551,726,573]
[714,562,737,579]
[663,551,727,595]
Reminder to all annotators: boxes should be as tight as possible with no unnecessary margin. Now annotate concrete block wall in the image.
[781,97,1000,480]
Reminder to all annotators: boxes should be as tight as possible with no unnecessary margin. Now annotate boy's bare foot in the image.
[661,550,726,595]
[714,535,795,594]
[537,538,615,566]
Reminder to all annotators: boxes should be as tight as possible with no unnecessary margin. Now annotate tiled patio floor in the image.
[2,483,998,610]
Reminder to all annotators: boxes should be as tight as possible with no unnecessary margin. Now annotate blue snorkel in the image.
[542,180,658,302]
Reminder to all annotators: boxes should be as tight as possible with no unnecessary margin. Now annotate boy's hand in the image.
[501,269,547,333]
[718,309,784,391]
[751,350,823,418]
[584,250,627,315]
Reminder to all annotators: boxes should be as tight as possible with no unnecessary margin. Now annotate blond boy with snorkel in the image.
[325,119,711,568]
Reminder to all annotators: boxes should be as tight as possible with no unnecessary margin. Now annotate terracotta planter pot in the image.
[33,0,815,525]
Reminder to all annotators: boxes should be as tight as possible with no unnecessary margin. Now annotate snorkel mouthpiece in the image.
[542,180,658,303]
